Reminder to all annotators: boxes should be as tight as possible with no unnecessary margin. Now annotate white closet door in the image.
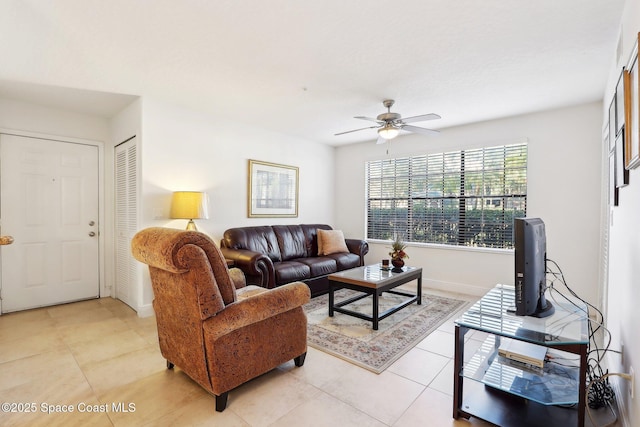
[115,137,139,310]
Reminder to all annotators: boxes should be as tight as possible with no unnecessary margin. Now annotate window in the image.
[366,143,527,249]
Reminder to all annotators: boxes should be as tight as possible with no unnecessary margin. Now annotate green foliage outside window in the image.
[366,143,527,249]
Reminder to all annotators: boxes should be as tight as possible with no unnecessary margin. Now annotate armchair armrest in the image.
[220,247,276,288]
[203,282,310,341]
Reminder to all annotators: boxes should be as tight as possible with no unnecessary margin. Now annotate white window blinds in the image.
[366,143,527,248]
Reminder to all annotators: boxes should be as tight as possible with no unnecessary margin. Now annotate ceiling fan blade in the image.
[376,135,387,144]
[334,125,379,136]
[354,116,382,123]
[401,113,441,124]
[402,124,440,136]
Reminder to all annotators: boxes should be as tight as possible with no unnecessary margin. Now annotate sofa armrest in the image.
[220,247,276,288]
[345,238,369,265]
[203,282,310,341]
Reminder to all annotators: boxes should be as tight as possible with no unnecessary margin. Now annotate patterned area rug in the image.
[305,289,467,373]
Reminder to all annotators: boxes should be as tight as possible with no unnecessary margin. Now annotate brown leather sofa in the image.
[220,224,369,297]
[131,227,309,411]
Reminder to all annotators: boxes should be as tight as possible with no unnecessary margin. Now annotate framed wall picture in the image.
[610,151,619,206]
[615,129,629,188]
[624,34,640,169]
[609,96,617,152]
[248,159,299,217]
[616,68,626,135]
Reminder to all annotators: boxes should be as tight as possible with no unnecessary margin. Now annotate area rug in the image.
[305,289,467,373]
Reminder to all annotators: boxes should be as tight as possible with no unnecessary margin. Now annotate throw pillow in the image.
[317,229,349,255]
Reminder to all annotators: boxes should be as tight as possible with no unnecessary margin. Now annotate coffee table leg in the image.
[373,291,379,330]
[417,275,422,305]
[329,284,334,317]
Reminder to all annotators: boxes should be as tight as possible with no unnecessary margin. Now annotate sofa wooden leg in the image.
[215,392,229,412]
[294,352,307,367]
[166,360,174,369]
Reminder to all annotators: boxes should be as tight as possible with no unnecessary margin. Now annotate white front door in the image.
[0,134,100,313]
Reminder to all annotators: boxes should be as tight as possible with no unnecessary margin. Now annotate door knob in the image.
[89,232,96,237]
[0,235,14,245]
[89,221,95,226]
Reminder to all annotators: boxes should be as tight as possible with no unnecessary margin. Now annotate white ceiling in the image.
[0,0,626,146]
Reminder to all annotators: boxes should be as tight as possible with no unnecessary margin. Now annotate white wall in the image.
[135,98,335,309]
[335,102,603,303]
[0,97,109,141]
[603,0,640,425]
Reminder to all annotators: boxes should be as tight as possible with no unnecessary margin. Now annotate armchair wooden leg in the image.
[294,352,307,367]
[166,360,174,369]
[215,392,229,412]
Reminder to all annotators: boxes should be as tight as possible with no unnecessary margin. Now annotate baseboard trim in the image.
[610,376,631,427]
[423,278,492,297]
[136,303,155,318]
[605,349,631,427]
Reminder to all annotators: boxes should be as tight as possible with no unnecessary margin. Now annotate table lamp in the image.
[170,191,209,231]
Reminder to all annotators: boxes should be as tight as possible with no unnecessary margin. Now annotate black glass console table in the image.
[453,284,589,427]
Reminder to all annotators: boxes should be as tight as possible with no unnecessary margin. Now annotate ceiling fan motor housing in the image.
[377,112,401,122]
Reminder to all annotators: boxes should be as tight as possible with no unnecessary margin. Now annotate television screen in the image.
[513,217,555,318]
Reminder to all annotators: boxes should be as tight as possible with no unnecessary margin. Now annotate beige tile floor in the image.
[0,293,621,427]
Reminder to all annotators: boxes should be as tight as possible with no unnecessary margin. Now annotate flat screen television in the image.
[512,217,555,318]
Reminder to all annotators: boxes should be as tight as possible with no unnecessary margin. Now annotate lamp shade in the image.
[378,124,400,140]
[170,191,209,220]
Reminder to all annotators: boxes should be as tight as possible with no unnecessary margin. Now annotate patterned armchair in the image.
[131,227,309,411]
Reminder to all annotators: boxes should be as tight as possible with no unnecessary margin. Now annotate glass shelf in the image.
[455,284,588,346]
[454,284,589,427]
[461,335,580,406]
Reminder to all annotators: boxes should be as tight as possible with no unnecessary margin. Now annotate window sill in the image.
[367,239,513,255]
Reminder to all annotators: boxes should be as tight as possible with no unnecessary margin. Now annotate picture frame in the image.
[248,159,299,217]
[616,67,626,135]
[609,151,619,206]
[624,34,640,169]
[615,129,629,188]
[609,96,617,152]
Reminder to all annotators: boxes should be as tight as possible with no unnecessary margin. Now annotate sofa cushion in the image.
[223,226,282,262]
[325,252,361,270]
[300,224,332,257]
[295,257,338,277]
[317,229,349,255]
[274,261,311,285]
[273,225,306,261]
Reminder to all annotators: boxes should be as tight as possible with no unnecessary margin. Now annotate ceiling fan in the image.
[335,99,441,144]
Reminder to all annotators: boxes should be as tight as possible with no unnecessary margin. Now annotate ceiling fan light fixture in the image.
[378,124,399,140]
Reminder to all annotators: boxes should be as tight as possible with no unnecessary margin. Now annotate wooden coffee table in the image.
[328,265,422,330]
